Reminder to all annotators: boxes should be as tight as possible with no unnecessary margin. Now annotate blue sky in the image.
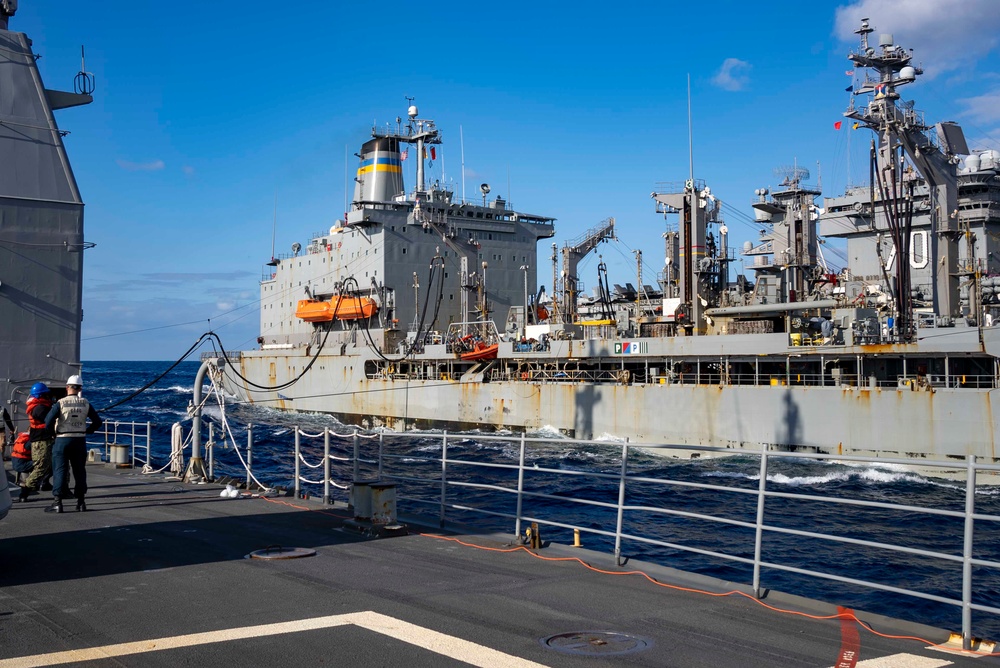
[12,0,1000,360]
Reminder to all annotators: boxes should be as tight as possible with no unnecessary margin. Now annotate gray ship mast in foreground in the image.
[218,21,1000,471]
[0,2,93,419]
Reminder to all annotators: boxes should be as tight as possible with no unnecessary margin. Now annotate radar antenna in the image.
[74,46,96,96]
[773,165,810,187]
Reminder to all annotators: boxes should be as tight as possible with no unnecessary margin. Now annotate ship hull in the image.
[224,350,999,463]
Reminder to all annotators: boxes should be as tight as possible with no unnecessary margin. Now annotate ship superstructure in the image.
[819,20,983,336]
[0,3,93,417]
[221,21,1000,469]
[259,105,554,358]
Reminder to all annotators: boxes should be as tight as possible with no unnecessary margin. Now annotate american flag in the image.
[401,149,408,161]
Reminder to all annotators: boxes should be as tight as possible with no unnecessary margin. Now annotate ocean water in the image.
[81,360,1000,640]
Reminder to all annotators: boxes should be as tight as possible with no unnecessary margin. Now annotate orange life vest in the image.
[11,432,30,459]
[26,396,52,430]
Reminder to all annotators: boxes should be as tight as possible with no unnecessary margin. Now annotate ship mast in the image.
[410,104,433,195]
[845,18,967,323]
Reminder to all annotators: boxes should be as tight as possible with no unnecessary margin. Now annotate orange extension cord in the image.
[259,495,998,658]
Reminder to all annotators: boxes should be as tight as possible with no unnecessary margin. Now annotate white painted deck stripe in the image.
[0,611,550,668]
[828,653,953,667]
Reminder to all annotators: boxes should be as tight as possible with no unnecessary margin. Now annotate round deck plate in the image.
[540,631,653,655]
[245,546,317,560]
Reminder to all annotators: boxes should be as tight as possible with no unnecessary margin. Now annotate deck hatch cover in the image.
[246,546,317,560]
[540,631,652,655]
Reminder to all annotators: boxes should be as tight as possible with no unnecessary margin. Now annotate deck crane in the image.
[556,217,616,323]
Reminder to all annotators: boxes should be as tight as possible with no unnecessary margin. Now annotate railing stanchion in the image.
[146,421,152,469]
[753,443,769,598]
[378,432,384,480]
[324,429,332,505]
[962,455,977,651]
[207,422,214,481]
[246,424,253,490]
[515,432,527,541]
[613,440,629,567]
[353,431,360,482]
[440,430,448,528]
[294,426,301,500]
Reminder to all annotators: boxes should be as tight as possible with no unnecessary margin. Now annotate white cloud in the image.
[182,165,196,176]
[711,58,751,92]
[116,159,166,172]
[834,0,1000,77]
[957,91,1000,125]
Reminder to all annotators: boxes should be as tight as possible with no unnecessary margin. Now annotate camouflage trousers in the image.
[24,437,53,491]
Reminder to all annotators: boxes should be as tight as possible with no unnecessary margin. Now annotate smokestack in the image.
[353,136,404,204]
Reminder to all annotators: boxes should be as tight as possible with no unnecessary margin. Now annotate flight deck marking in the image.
[836,606,861,668]
[827,654,953,667]
[0,611,549,668]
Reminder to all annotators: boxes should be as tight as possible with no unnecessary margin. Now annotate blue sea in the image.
[83,360,1000,640]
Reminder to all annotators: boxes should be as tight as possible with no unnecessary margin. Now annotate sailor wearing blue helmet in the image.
[18,382,55,502]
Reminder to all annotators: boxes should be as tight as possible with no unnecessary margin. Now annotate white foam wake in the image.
[702,467,963,490]
[530,425,569,439]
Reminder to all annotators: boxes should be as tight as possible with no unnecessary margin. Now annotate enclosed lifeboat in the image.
[456,336,499,361]
[460,341,499,361]
[295,296,378,322]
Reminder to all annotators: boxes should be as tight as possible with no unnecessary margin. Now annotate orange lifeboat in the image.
[295,299,335,322]
[459,341,499,361]
[295,296,378,322]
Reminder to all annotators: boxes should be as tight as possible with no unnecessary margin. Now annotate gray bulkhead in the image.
[0,24,92,411]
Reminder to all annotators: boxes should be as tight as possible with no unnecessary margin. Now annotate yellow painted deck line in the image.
[0,611,550,668]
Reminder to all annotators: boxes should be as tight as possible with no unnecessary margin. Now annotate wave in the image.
[529,425,569,439]
[701,466,951,489]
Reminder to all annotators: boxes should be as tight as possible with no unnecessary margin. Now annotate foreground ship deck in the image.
[0,465,991,667]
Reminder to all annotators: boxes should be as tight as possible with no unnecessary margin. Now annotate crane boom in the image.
[559,217,616,322]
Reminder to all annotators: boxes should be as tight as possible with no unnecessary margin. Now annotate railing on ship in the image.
[86,420,152,468]
[272,430,999,650]
[146,422,999,649]
[483,367,998,389]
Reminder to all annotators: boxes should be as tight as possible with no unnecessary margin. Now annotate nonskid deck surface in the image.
[0,465,989,667]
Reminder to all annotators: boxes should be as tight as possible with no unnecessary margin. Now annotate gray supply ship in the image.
[219,20,1000,466]
[0,1,93,417]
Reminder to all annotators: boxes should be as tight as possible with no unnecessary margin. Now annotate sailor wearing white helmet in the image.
[43,374,103,513]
